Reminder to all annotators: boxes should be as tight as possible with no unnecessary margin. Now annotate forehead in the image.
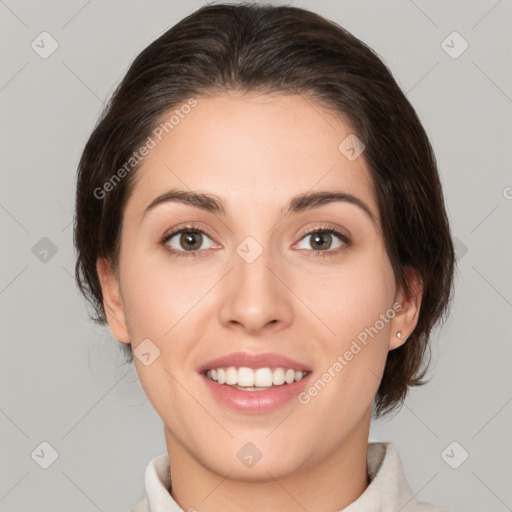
[125,92,377,221]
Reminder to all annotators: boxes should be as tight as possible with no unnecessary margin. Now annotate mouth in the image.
[198,352,312,413]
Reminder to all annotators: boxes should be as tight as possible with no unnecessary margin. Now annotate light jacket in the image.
[132,442,442,511]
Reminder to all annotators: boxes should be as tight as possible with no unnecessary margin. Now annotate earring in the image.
[396,331,403,339]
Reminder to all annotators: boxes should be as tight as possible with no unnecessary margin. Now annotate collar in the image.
[132,442,441,511]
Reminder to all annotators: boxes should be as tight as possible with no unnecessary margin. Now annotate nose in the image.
[218,245,294,335]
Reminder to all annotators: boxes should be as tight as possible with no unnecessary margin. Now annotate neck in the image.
[164,416,371,512]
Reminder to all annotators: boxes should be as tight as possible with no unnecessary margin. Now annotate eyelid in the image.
[297,223,350,241]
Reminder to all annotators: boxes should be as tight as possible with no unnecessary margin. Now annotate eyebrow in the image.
[142,188,378,226]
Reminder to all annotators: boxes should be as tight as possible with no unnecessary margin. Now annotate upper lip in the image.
[198,352,312,373]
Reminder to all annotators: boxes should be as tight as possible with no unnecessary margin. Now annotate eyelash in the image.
[161,224,351,259]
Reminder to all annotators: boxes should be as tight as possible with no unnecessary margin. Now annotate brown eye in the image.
[295,227,350,255]
[179,231,203,251]
[309,232,334,250]
[163,228,215,255]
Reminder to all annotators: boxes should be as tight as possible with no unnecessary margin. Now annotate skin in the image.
[97,92,422,511]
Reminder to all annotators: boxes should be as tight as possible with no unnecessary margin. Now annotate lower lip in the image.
[200,372,312,414]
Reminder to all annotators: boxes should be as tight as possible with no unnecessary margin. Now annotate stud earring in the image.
[396,331,403,339]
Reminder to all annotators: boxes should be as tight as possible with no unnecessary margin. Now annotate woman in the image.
[74,3,455,511]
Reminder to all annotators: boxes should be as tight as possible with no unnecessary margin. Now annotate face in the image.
[97,92,420,482]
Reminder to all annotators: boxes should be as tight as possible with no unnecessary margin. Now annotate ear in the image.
[389,266,423,351]
[96,257,130,344]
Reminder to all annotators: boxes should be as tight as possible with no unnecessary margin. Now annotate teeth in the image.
[225,367,237,385]
[204,366,307,387]
[255,368,273,387]
[285,369,295,384]
[238,367,254,387]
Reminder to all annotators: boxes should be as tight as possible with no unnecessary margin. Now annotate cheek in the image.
[120,254,204,421]
[294,248,395,407]
[295,248,396,344]
[119,246,202,338]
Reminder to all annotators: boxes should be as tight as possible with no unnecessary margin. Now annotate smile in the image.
[204,366,309,390]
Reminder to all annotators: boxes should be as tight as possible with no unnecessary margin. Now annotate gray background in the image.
[1,0,511,511]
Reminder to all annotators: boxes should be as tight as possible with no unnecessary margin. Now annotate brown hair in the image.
[74,2,455,417]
